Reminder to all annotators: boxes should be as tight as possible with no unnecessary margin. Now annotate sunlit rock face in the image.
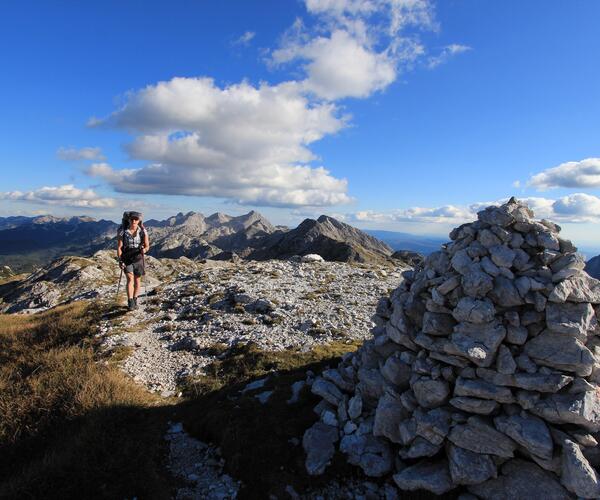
[304,198,600,498]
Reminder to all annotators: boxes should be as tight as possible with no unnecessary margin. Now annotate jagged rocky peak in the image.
[250,214,393,263]
[229,210,275,232]
[161,211,206,227]
[299,214,392,256]
[303,197,600,498]
[206,212,233,225]
[31,214,98,224]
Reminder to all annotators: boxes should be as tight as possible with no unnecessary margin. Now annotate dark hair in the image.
[120,211,143,231]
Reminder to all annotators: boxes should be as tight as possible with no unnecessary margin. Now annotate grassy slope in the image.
[0,302,173,499]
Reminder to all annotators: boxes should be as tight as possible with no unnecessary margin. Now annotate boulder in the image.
[447,444,497,485]
[560,439,600,498]
[524,331,595,376]
[393,460,454,495]
[301,254,324,263]
[448,416,517,458]
[452,297,496,324]
[546,301,596,340]
[449,320,506,367]
[373,393,407,443]
[412,378,450,409]
[303,422,338,475]
[530,390,600,432]
[494,412,553,460]
[339,434,394,477]
[468,459,570,500]
[454,377,514,404]
[449,396,499,415]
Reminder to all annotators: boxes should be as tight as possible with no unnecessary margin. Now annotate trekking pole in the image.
[142,250,147,297]
[116,267,123,302]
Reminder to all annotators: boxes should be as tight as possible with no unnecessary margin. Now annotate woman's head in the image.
[122,210,143,229]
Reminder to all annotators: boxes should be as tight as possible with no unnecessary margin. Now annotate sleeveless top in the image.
[121,227,143,249]
[119,227,145,263]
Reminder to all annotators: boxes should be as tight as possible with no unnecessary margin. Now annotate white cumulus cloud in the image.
[273,29,398,100]
[57,146,106,161]
[82,0,469,209]
[527,158,600,190]
[88,77,352,207]
[270,0,436,100]
[1,184,116,208]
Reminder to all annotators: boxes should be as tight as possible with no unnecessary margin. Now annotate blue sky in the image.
[1,0,600,249]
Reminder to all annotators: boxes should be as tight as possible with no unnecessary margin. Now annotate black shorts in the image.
[124,259,145,276]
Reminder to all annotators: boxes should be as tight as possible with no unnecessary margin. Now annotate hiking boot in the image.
[133,297,139,309]
[127,298,135,311]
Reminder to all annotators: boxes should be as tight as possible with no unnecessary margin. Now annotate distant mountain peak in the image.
[317,214,334,223]
[251,214,392,263]
[31,215,97,224]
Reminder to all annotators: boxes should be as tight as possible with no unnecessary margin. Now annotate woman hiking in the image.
[117,211,150,310]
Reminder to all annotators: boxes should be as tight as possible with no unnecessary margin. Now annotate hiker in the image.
[117,211,150,310]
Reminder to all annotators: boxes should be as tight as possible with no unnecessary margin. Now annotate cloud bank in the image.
[57,146,105,161]
[527,158,600,190]
[88,78,351,207]
[345,193,600,224]
[1,184,116,208]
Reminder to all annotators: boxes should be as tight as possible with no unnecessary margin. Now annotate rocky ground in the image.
[0,248,411,498]
[98,258,405,396]
[98,258,407,499]
[8,254,403,498]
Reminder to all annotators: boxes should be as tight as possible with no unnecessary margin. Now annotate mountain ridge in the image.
[0,210,409,270]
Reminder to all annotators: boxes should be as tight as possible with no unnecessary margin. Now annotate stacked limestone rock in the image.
[303,198,600,498]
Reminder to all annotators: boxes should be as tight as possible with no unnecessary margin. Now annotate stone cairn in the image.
[303,198,600,498]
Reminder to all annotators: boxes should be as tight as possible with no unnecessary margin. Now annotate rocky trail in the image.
[99,258,405,396]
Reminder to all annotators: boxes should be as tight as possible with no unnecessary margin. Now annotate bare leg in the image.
[126,273,134,299]
[134,275,142,298]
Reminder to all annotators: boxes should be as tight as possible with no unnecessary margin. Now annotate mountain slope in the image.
[0,211,396,269]
[251,215,393,263]
[0,216,118,272]
[147,210,278,259]
[0,216,34,231]
[585,255,600,279]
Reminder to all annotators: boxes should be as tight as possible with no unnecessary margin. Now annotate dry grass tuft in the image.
[0,302,172,499]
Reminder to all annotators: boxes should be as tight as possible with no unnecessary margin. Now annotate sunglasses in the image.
[130,217,140,221]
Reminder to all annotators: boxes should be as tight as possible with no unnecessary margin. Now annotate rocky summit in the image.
[251,215,394,264]
[303,198,600,498]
